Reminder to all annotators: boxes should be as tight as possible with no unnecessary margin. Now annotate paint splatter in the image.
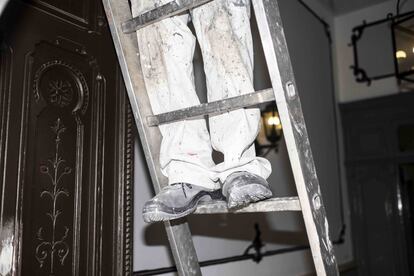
[0,220,14,276]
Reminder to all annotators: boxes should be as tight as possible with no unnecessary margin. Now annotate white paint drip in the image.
[0,220,14,276]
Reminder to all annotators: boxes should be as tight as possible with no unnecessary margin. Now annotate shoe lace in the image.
[171,183,192,198]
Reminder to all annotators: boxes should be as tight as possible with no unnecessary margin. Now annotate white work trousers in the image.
[132,0,271,189]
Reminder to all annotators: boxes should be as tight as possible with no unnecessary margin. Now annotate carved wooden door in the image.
[0,0,133,275]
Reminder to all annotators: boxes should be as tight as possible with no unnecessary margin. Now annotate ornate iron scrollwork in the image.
[349,11,414,86]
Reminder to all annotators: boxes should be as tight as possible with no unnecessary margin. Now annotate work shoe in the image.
[142,183,225,223]
[222,172,273,209]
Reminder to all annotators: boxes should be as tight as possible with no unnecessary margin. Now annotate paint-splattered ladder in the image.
[101,0,339,275]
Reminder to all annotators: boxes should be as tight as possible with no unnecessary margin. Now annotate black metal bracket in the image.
[349,10,414,86]
[349,23,372,85]
[243,223,265,263]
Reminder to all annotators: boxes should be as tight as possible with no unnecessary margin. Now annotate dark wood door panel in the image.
[0,0,133,275]
[20,40,105,276]
[23,0,106,32]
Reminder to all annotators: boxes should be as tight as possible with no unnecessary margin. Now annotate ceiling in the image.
[316,0,393,15]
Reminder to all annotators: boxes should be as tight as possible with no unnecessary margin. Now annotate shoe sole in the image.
[143,190,225,223]
[143,204,198,223]
[227,183,273,209]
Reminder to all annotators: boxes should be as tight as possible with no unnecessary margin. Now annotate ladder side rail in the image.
[251,0,338,275]
[104,0,162,191]
[101,1,202,275]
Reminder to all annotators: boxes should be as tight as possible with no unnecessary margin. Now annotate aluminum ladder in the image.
[101,0,339,275]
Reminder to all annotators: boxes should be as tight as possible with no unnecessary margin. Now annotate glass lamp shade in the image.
[393,14,414,83]
[262,104,282,144]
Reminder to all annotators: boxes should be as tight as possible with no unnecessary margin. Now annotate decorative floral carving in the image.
[48,80,73,107]
[35,118,71,273]
[33,60,89,114]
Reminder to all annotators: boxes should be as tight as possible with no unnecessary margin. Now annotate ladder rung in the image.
[122,0,213,33]
[147,88,274,126]
[194,197,301,214]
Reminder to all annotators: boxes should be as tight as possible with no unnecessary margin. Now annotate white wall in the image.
[133,0,353,275]
[333,0,414,103]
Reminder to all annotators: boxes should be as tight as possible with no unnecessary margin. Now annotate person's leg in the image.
[132,4,218,190]
[132,2,224,222]
[191,0,271,183]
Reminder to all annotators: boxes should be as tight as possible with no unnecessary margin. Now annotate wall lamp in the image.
[392,13,414,83]
[255,103,283,156]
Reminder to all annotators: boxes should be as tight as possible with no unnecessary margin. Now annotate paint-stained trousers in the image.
[132,0,271,189]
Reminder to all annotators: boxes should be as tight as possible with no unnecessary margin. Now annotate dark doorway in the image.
[399,163,414,275]
[341,93,414,276]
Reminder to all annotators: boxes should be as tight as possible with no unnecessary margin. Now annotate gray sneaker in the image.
[222,172,273,209]
[142,183,225,223]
